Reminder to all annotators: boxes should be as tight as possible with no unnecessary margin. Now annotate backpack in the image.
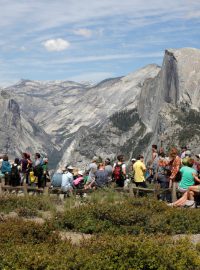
[10,165,20,186]
[30,171,37,183]
[34,164,43,177]
[113,163,124,181]
[11,165,19,178]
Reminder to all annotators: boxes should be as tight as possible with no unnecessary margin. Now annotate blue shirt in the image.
[61,172,73,190]
[1,161,11,174]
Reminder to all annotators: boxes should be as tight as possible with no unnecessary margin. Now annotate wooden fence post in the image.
[44,187,49,196]
[1,177,5,186]
[154,184,160,199]
[23,184,28,195]
[129,183,134,197]
[172,182,177,202]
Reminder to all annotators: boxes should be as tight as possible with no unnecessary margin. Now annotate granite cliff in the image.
[1,48,200,168]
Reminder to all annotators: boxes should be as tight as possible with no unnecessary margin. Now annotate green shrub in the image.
[0,234,199,269]
[0,219,57,245]
[56,197,200,235]
[0,195,55,214]
[0,196,200,269]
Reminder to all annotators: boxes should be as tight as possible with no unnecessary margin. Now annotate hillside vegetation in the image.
[1,191,200,269]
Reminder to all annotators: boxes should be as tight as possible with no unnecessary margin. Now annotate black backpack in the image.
[10,165,20,186]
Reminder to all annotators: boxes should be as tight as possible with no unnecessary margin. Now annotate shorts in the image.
[61,185,73,193]
[177,186,188,193]
[135,181,147,188]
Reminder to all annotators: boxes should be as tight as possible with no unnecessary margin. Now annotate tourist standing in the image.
[133,155,147,188]
[113,154,126,187]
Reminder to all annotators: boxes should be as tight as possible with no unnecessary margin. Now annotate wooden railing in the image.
[0,180,177,201]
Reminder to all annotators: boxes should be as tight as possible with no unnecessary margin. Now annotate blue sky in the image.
[0,0,200,86]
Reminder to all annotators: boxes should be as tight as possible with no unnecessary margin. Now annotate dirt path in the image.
[173,234,200,244]
[58,231,92,244]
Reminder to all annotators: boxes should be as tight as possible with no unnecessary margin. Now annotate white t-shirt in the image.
[113,163,126,170]
[61,172,73,190]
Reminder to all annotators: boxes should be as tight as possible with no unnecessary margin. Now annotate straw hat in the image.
[78,170,83,176]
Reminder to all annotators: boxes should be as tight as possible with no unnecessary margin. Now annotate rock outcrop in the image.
[1,48,200,168]
[0,89,58,162]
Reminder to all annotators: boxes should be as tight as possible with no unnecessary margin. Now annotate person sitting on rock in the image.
[73,171,84,189]
[168,173,200,208]
[88,163,109,189]
[177,158,196,194]
[104,158,113,183]
[84,157,98,189]
[61,165,74,195]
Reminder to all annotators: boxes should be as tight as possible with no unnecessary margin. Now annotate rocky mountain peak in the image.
[1,48,200,168]
[162,48,200,109]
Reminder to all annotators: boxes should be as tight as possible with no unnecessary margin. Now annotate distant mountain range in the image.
[1,48,200,169]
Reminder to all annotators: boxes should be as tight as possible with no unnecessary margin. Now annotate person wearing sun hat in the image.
[185,150,191,157]
[73,170,84,188]
[61,165,74,194]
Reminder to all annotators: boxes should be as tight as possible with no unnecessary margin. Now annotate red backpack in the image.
[113,163,123,181]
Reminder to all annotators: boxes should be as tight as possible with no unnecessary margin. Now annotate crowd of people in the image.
[0,152,49,188]
[51,145,200,207]
[1,145,200,207]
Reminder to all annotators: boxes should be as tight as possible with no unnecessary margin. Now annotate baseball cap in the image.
[185,150,191,156]
[67,165,74,170]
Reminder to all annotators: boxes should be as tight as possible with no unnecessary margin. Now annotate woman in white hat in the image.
[73,170,84,189]
[61,165,74,194]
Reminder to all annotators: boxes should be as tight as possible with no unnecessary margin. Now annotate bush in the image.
[0,195,55,214]
[16,207,37,218]
[0,234,199,269]
[56,197,200,235]
[0,195,200,269]
[0,219,57,245]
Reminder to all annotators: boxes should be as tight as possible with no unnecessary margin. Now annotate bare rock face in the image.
[160,48,200,109]
[1,48,200,168]
[0,90,58,161]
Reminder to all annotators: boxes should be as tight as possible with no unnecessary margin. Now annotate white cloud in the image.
[20,46,26,51]
[42,38,70,52]
[73,28,92,38]
[0,0,197,33]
